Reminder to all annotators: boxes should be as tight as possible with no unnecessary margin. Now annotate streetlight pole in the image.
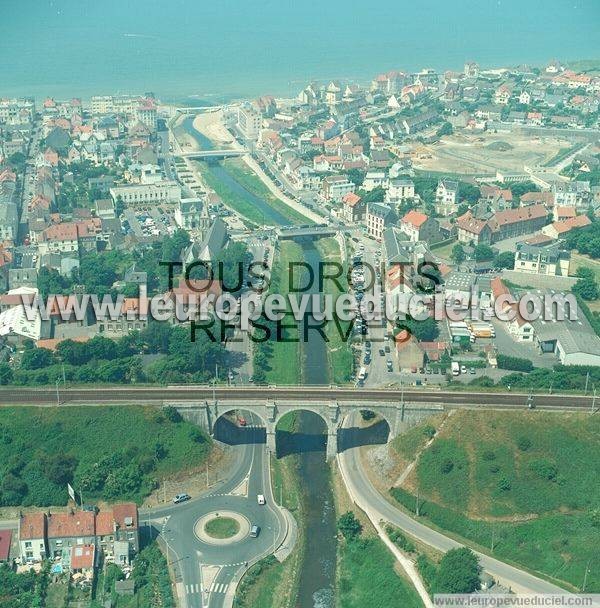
[55,379,60,406]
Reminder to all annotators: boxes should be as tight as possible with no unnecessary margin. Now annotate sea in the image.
[1,0,599,103]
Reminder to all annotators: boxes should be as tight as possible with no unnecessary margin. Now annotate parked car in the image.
[173,493,191,504]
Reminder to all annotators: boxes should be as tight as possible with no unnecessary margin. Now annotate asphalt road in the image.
[141,416,286,608]
[338,414,571,595]
[0,386,594,411]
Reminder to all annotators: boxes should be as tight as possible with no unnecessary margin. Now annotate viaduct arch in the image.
[170,400,442,460]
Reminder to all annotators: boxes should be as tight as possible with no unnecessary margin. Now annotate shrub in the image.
[529,459,558,482]
[337,511,362,541]
[516,436,532,451]
[497,354,534,372]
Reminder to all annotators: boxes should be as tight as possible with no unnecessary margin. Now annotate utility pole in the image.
[585,371,590,395]
[415,488,420,517]
[592,388,597,415]
[491,526,495,552]
[206,463,209,488]
[62,363,66,385]
[55,379,60,406]
[582,558,591,592]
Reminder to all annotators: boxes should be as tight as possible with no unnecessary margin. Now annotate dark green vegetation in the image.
[0,322,225,386]
[336,511,422,608]
[433,548,481,594]
[465,363,600,392]
[1,543,174,608]
[233,556,283,608]
[92,542,174,608]
[391,410,600,591]
[564,218,600,260]
[0,561,49,608]
[0,405,210,506]
[496,354,534,372]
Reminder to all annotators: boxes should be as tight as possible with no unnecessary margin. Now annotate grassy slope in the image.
[194,160,262,226]
[314,237,353,384]
[391,410,600,591]
[222,158,311,225]
[338,538,423,608]
[0,406,211,506]
[264,241,303,385]
[332,458,423,608]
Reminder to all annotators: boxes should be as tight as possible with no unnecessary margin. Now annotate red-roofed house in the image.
[0,530,11,563]
[341,192,364,223]
[519,191,555,208]
[456,211,492,245]
[542,214,591,239]
[71,544,96,575]
[19,513,47,562]
[47,511,95,559]
[488,204,548,242]
[552,206,577,222]
[491,277,534,341]
[398,210,440,243]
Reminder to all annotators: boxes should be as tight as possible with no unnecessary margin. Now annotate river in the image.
[182,118,337,608]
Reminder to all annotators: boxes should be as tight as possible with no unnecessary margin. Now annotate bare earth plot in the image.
[414,132,572,175]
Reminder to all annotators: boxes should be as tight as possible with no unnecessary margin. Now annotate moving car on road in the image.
[250,525,261,538]
[257,494,266,505]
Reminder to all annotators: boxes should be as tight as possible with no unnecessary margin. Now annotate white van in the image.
[257,494,266,505]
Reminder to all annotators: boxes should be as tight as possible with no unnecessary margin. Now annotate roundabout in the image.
[194,510,251,545]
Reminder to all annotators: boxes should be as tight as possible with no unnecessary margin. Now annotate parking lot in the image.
[122,206,177,240]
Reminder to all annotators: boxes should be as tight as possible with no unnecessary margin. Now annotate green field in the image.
[391,410,600,591]
[221,158,311,225]
[254,241,303,385]
[338,537,423,608]
[314,238,353,384]
[0,406,211,507]
[194,160,263,226]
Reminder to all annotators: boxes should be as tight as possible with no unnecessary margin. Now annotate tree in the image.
[337,511,362,541]
[474,244,494,262]
[494,251,515,269]
[436,122,453,138]
[396,316,440,342]
[573,276,599,301]
[434,547,481,594]
[459,183,481,205]
[451,244,465,264]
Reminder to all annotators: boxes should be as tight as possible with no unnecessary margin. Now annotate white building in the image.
[435,179,459,216]
[363,171,387,192]
[386,178,414,203]
[237,105,262,140]
[110,181,181,207]
[513,242,570,276]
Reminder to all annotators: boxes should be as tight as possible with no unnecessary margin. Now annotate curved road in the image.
[338,414,571,596]
[144,417,287,608]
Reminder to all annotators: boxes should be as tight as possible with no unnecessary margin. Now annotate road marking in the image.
[210,582,228,594]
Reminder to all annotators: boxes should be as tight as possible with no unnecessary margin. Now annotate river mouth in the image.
[182,116,338,608]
